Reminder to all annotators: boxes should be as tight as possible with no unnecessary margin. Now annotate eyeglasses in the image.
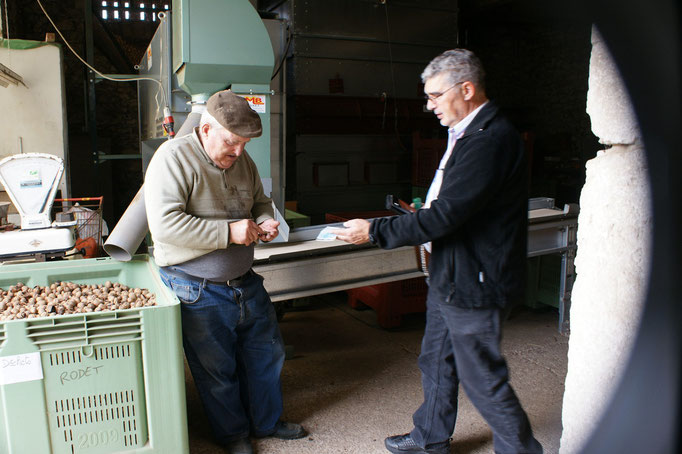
[424,82,463,102]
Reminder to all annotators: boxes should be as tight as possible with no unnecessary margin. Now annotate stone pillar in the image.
[559,28,652,453]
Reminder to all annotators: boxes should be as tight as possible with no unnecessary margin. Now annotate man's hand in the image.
[229,219,264,246]
[258,219,280,242]
[332,219,371,245]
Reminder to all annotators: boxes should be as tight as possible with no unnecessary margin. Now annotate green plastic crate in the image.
[0,255,188,454]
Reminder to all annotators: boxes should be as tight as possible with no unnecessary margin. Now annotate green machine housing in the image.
[171,0,275,179]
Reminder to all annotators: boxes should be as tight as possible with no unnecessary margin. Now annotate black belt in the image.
[161,267,254,287]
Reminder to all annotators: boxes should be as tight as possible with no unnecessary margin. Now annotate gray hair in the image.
[199,111,224,131]
[421,49,486,91]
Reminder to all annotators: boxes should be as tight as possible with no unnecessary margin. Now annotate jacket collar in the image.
[459,101,499,139]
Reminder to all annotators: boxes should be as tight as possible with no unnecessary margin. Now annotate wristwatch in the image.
[368,232,377,245]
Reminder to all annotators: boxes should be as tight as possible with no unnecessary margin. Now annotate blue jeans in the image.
[410,298,542,454]
[159,269,285,444]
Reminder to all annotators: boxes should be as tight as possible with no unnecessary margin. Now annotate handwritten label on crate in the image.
[59,365,104,385]
[0,352,44,385]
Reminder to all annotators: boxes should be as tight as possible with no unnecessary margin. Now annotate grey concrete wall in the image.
[559,27,652,454]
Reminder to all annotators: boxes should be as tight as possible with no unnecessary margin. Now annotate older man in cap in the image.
[145,89,305,454]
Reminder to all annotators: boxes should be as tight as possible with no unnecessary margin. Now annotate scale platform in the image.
[0,153,75,261]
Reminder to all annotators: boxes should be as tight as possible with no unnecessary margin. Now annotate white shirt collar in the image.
[449,100,488,138]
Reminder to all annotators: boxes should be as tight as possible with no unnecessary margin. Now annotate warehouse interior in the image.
[1,0,599,225]
[0,1,680,454]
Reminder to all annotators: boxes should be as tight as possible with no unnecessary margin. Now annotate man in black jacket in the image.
[334,49,542,454]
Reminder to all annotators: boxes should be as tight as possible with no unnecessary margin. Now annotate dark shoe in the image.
[268,421,307,440]
[384,433,450,454]
[224,437,253,454]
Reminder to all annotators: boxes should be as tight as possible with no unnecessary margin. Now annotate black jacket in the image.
[370,102,527,308]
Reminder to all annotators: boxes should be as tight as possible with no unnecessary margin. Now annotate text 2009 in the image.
[77,430,119,449]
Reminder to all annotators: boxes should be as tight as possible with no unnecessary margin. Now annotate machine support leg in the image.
[558,224,578,334]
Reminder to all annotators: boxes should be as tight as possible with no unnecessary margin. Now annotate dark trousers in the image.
[409,298,543,454]
[159,269,285,444]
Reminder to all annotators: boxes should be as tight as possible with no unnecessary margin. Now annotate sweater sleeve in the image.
[145,146,229,250]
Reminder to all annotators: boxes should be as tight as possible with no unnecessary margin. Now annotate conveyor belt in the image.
[254,222,423,301]
[255,241,424,303]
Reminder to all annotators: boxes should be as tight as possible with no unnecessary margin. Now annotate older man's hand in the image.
[332,219,371,245]
[258,219,280,242]
[229,219,264,246]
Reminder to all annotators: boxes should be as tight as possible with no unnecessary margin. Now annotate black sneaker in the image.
[267,421,307,440]
[384,434,450,454]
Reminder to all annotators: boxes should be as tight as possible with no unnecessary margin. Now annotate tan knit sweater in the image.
[144,130,272,267]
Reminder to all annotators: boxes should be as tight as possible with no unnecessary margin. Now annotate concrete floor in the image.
[186,292,569,454]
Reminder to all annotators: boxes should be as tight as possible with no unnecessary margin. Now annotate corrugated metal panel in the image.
[265,0,459,97]
[294,134,412,220]
[290,0,456,45]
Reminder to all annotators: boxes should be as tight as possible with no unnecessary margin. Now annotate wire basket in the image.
[53,197,104,257]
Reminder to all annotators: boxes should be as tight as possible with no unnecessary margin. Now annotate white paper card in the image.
[266,201,289,243]
[316,226,338,241]
[0,352,44,385]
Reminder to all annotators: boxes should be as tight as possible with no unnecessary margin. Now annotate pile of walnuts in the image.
[0,281,157,321]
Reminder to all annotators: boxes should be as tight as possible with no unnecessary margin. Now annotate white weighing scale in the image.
[0,153,76,261]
